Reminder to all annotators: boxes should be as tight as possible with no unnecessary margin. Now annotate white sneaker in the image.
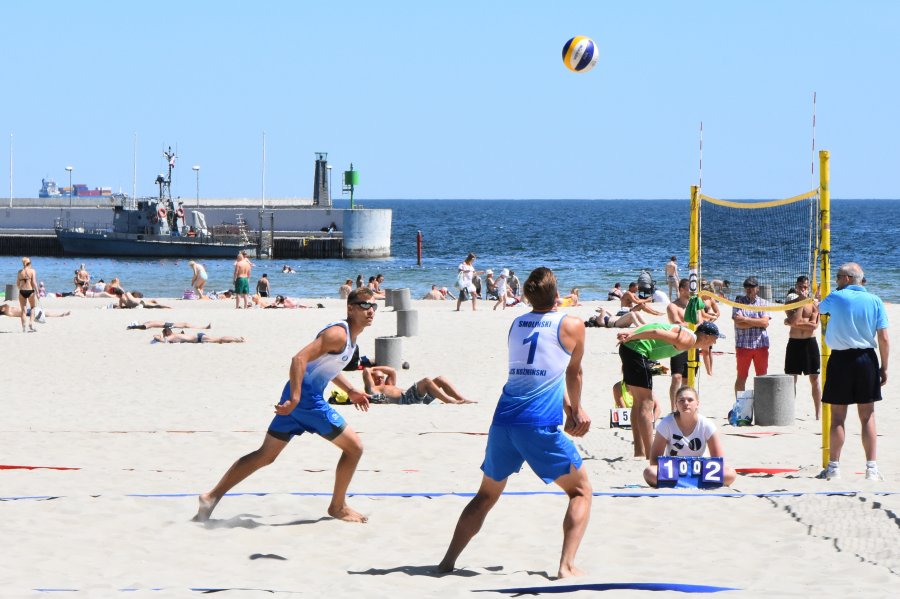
[819,465,840,480]
[865,467,884,481]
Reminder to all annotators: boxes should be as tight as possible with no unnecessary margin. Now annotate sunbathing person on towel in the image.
[152,326,243,344]
[361,366,474,404]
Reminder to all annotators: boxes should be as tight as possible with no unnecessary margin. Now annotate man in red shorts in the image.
[732,277,771,392]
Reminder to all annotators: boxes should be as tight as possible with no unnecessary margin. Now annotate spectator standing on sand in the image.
[455,253,483,311]
[256,274,271,298]
[665,256,679,300]
[233,253,252,309]
[189,261,208,298]
[783,276,822,419]
[732,276,771,393]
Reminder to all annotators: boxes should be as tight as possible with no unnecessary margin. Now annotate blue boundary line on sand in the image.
[31,582,740,594]
[475,582,740,593]
[4,490,897,501]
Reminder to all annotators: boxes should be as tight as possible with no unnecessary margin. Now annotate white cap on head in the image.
[501,268,509,277]
[486,269,493,275]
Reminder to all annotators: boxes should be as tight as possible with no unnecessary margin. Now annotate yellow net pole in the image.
[819,150,831,468]
[687,185,701,388]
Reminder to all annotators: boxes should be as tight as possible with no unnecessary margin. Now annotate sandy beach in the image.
[1,294,897,597]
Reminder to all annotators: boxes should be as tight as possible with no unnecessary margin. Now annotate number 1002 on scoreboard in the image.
[657,456,725,489]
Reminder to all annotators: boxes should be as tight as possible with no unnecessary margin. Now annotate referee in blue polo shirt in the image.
[818,262,890,482]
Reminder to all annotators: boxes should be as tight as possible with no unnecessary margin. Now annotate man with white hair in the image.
[818,263,889,481]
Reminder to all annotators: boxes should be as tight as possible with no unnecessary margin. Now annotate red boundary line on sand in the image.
[0,465,81,471]
[735,467,799,474]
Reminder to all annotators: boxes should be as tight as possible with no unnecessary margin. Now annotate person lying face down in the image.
[0,303,70,319]
[152,326,244,344]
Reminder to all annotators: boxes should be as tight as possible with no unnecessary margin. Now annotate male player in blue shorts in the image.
[438,267,592,579]
[193,288,376,523]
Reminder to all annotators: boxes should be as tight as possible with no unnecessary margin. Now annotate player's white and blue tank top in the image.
[492,310,570,426]
[281,321,356,409]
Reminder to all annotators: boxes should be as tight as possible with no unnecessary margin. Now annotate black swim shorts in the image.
[670,351,689,377]
[619,344,654,390]
[822,348,881,405]
[784,337,821,375]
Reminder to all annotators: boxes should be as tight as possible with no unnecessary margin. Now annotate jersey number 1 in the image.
[523,331,539,364]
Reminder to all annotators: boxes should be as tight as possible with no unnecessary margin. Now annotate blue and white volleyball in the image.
[561,36,599,73]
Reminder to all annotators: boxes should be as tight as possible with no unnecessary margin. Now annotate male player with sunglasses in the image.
[194,288,377,523]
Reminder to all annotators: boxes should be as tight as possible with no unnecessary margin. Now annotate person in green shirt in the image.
[617,321,724,460]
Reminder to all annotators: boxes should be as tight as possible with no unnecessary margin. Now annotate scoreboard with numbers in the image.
[656,456,725,489]
[609,408,632,428]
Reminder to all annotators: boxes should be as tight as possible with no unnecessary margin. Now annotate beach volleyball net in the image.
[688,151,834,468]
[692,189,820,313]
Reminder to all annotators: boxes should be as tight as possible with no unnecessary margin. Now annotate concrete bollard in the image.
[383,288,393,308]
[396,309,419,337]
[391,288,412,311]
[4,284,15,301]
[375,336,403,369]
[753,374,795,425]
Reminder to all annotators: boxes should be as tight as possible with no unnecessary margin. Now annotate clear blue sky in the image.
[2,1,898,199]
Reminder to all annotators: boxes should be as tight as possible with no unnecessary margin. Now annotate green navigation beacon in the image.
[343,164,360,209]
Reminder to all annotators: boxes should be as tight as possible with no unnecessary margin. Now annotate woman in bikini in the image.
[17,257,38,332]
[189,261,208,298]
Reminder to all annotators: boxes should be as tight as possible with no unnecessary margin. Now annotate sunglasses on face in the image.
[353,301,378,311]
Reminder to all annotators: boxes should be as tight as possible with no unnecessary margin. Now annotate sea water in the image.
[2,199,898,301]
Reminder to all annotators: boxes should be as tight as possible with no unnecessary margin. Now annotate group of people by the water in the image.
[453,253,524,311]
[338,273,387,300]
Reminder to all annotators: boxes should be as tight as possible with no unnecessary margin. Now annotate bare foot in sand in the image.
[328,504,368,523]
[557,565,585,579]
[436,561,454,574]
[192,493,219,522]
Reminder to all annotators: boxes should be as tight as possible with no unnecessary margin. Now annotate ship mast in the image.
[155,146,176,207]
[163,146,175,204]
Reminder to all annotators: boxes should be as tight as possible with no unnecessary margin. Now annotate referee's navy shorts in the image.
[822,348,882,406]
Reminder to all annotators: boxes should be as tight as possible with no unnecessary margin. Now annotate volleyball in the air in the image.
[561,36,599,73]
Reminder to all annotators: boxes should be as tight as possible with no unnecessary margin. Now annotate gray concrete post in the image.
[375,336,403,369]
[397,309,419,337]
[753,374,795,425]
[391,288,412,311]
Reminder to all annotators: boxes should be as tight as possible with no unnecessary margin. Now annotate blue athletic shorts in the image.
[481,424,583,484]
[268,403,347,441]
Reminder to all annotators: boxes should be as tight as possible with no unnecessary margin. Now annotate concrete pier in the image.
[0,198,391,258]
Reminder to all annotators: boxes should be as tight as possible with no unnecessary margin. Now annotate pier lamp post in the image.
[326,165,333,206]
[65,166,73,208]
[192,165,200,209]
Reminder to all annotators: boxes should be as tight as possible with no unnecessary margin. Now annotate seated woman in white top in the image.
[643,385,737,487]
